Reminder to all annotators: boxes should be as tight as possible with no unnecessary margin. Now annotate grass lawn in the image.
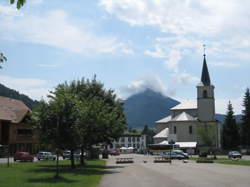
[0,159,106,187]
[189,157,250,166]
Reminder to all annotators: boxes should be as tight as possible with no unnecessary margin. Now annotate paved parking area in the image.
[99,154,250,187]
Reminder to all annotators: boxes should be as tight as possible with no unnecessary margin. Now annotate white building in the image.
[108,133,147,152]
[154,54,220,152]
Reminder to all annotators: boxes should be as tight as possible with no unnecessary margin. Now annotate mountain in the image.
[123,89,243,129]
[124,89,180,128]
[216,113,242,124]
[0,83,38,109]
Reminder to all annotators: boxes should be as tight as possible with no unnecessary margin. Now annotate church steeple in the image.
[201,55,211,86]
[197,46,215,122]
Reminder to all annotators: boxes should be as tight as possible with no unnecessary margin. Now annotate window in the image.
[128,137,131,142]
[132,137,135,142]
[174,126,177,134]
[121,137,125,142]
[137,137,140,141]
[189,126,192,134]
[203,90,208,98]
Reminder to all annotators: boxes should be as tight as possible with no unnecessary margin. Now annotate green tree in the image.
[142,125,156,146]
[197,124,217,147]
[0,53,7,69]
[53,77,127,162]
[241,88,250,147]
[10,0,26,9]
[32,92,81,170]
[222,101,239,149]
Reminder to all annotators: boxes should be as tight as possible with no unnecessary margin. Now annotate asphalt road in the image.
[99,154,250,187]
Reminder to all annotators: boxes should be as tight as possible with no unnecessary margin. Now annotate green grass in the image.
[215,159,250,166]
[189,157,250,166]
[0,159,106,187]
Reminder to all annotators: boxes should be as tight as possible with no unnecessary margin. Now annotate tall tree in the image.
[53,77,127,161]
[32,92,81,169]
[222,101,239,149]
[10,0,26,9]
[241,88,250,146]
[0,53,7,69]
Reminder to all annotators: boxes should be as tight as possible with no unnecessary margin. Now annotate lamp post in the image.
[169,140,175,164]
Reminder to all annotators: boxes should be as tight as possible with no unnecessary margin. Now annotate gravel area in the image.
[99,154,250,187]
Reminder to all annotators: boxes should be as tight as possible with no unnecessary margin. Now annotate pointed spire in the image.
[201,54,211,85]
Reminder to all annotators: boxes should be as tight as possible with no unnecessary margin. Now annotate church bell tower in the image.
[197,54,215,122]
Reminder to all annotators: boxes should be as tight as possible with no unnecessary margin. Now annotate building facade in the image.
[0,96,34,154]
[108,133,147,152]
[154,55,220,151]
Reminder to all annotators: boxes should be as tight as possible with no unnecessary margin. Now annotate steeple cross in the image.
[203,44,206,56]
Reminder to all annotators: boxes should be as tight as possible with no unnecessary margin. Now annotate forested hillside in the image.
[0,83,38,109]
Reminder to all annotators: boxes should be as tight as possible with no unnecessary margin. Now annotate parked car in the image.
[162,151,189,160]
[37,152,56,161]
[62,150,84,159]
[228,151,242,159]
[109,151,120,156]
[62,150,71,159]
[172,150,189,157]
[14,152,34,162]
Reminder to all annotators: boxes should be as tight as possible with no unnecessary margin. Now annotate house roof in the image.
[172,112,197,122]
[0,96,30,123]
[171,101,197,110]
[154,128,169,138]
[155,115,172,123]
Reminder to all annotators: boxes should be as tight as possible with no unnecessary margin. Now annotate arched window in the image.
[203,90,208,98]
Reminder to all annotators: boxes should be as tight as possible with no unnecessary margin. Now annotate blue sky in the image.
[0,0,249,114]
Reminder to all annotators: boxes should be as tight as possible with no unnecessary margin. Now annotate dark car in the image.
[109,151,120,156]
[14,152,34,162]
[228,151,242,159]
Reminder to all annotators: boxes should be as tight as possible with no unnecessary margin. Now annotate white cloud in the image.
[99,0,247,35]
[164,49,182,72]
[0,75,50,100]
[0,7,131,55]
[37,64,58,68]
[209,61,239,68]
[171,72,199,85]
[118,74,174,99]
[100,0,250,70]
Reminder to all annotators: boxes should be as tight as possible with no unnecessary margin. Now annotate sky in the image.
[0,0,249,114]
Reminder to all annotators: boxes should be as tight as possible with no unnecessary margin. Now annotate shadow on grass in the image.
[26,162,122,184]
[27,176,77,183]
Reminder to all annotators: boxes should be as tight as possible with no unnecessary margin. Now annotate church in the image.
[153,54,221,153]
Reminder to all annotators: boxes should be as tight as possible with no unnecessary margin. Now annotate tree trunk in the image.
[55,151,59,178]
[80,147,85,166]
[70,149,75,169]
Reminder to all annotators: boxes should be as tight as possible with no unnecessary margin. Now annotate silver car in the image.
[37,151,56,161]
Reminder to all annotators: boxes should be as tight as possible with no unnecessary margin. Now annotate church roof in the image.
[171,101,197,110]
[155,115,172,123]
[153,128,169,138]
[201,55,211,86]
[172,112,197,121]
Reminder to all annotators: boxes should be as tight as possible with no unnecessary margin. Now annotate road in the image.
[99,154,250,187]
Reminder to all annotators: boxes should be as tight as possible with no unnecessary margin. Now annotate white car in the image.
[37,152,56,161]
